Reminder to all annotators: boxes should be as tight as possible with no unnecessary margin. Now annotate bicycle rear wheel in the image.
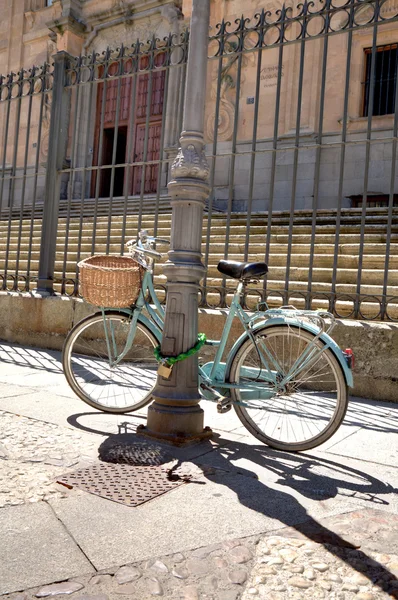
[62,311,160,413]
[228,324,348,452]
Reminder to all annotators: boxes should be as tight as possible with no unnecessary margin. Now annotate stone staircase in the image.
[1,206,397,320]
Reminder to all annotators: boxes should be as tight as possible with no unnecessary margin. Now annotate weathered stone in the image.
[272,584,286,592]
[319,580,332,591]
[172,568,188,579]
[89,575,112,585]
[149,560,168,573]
[186,558,209,575]
[114,585,137,596]
[148,578,163,596]
[258,565,276,576]
[218,591,239,600]
[115,566,142,584]
[288,576,312,589]
[349,573,369,586]
[327,574,342,583]
[342,583,359,592]
[291,565,304,573]
[229,545,253,564]
[356,594,375,600]
[388,560,398,576]
[180,585,199,600]
[171,553,185,563]
[303,568,316,580]
[266,557,284,566]
[279,548,298,563]
[214,557,228,569]
[36,583,84,597]
[311,562,329,572]
[247,588,258,595]
[228,569,247,584]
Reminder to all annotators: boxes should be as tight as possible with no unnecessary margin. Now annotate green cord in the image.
[154,333,207,366]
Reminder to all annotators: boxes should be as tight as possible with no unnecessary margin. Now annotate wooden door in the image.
[132,122,162,195]
[91,57,165,198]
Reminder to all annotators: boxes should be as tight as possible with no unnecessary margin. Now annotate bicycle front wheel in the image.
[62,311,160,413]
[228,325,348,452]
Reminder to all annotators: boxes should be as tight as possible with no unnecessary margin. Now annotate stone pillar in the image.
[138,0,212,445]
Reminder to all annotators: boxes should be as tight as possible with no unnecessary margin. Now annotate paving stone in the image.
[311,562,329,572]
[171,568,188,579]
[186,558,209,575]
[319,580,332,591]
[279,548,298,563]
[170,553,185,564]
[89,575,112,585]
[303,568,316,580]
[349,573,369,586]
[147,578,163,596]
[114,584,137,595]
[217,590,239,600]
[290,565,304,573]
[288,576,312,589]
[228,569,248,584]
[36,583,84,597]
[214,557,228,569]
[114,566,142,584]
[180,585,199,600]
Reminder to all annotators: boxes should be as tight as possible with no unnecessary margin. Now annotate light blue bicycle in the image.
[62,232,354,452]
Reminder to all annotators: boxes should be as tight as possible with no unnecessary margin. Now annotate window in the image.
[362,44,398,117]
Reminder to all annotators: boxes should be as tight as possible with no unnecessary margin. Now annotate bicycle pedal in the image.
[217,398,232,414]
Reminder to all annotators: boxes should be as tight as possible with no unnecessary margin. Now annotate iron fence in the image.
[1,0,398,321]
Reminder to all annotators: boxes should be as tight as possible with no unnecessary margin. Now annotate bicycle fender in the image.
[225,317,353,388]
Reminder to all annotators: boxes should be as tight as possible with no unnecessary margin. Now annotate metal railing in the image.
[1,0,398,321]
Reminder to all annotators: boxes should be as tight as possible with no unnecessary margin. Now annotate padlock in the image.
[158,361,173,379]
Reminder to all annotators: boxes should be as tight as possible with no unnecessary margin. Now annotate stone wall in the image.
[0,293,396,402]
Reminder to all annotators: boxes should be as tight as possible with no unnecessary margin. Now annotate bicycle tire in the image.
[228,324,348,452]
[62,311,160,413]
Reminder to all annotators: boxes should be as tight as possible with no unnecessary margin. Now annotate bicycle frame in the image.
[102,266,352,405]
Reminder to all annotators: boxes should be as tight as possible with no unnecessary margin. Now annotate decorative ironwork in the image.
[0,3,398,320]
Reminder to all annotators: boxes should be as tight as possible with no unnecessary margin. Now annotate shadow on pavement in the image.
[95,429,398,595]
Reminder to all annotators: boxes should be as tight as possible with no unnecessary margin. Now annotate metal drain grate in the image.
[57,462,187,507]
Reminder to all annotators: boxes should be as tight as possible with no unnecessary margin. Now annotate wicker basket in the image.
[78,255,144,308]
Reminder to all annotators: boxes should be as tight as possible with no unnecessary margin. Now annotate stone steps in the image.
[1,208,397,321]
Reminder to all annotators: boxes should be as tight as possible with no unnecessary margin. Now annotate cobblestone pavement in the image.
[0,406,397,600]
[1,524,397,600]
[0,356,397,600]
[0,410,97,507]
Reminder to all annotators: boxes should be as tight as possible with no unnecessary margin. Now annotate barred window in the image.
[362,44,398,117]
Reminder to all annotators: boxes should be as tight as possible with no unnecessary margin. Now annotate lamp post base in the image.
[137,401,213,446]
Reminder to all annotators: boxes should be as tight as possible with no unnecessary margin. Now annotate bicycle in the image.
[62,231,354,452]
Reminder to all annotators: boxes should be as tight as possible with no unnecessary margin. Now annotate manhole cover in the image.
[57,462,188,507]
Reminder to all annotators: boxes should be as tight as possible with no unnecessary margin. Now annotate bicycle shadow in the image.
[186,437,398,594]
[96,429,398,595]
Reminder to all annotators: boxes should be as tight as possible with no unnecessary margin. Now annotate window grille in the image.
[362,44,398,117]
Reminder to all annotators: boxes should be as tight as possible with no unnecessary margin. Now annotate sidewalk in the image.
[0,340,397,600]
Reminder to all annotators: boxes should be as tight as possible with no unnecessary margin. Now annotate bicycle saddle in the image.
[217,260,268,280]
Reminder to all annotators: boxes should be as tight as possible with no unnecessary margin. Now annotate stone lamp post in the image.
[138,0,212,444]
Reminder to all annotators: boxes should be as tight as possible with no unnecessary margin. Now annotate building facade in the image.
[1,0,398,212]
